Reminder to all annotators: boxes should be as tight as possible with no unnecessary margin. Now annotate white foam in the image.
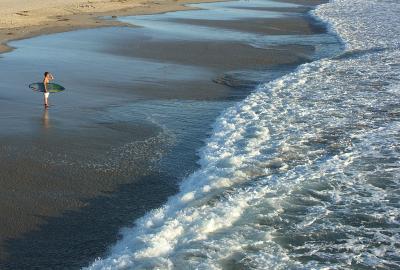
[85,0,400,269]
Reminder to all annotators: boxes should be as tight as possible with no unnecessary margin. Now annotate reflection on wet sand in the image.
[42,109,50,129]
[0,0,337,268]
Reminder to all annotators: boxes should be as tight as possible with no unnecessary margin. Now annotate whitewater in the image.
[86,0,400,269]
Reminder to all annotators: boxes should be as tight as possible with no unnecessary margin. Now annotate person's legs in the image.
[44,92,49,107]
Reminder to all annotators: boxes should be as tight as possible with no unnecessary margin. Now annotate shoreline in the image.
[0,0,224,54]
[0,0,327,55]
[0,0,339,268]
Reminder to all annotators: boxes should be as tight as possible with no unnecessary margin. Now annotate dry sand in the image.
[0,0,218,53]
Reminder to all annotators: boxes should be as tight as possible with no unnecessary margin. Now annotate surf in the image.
[85,0,400,269]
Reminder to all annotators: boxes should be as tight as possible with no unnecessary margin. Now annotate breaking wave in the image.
[86,0,400,269]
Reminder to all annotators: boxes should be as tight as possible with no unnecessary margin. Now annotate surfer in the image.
[43,72,54,108]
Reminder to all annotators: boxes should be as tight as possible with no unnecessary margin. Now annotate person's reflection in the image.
[42,108,50,129]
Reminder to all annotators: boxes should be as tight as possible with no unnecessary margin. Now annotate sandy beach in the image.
[0,0,223,53]
[0,0,396,268]
[0,0,344,268]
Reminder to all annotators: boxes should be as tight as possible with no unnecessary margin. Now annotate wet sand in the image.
[171,16,327,35]
[0,0,338,268]
[104,40,315,70]
[0,0,223,54]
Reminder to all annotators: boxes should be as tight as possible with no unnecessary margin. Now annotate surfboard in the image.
[29,83,65,93]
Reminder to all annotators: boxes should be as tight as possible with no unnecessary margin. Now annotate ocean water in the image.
[117,1,338,59]
[86,0,400,269]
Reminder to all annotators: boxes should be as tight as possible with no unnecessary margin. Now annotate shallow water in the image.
[85,0,400,270]
[0,0,340,268]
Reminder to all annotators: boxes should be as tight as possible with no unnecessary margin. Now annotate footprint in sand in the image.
[15,12,29,16]
[79,3,95,8]
[15,10,30,16]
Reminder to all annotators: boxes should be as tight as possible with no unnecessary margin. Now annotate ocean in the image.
[0,0,338,268]
[86,0,400,269]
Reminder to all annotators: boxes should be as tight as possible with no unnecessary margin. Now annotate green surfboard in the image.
[29,83,65,93]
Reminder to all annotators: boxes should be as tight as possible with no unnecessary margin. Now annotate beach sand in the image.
[172,16,327,35]
[0,0,222,53]
[0,0,335,268]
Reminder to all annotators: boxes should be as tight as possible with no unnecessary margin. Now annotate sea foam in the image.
[86,0,400,269]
